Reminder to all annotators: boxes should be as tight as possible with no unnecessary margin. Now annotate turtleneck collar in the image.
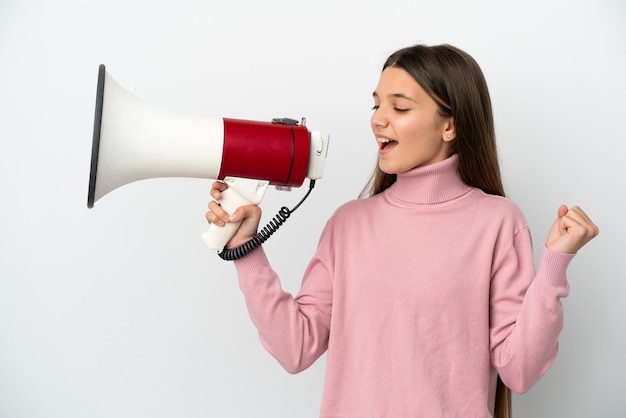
[384,154,473,205]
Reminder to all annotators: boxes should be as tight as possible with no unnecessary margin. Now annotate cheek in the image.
[398,121,427,142]
[403,116,442,141]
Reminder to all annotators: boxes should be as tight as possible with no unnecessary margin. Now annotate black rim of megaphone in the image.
[87,64,106,208]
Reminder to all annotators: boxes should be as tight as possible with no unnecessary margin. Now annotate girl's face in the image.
[371,66,455,174]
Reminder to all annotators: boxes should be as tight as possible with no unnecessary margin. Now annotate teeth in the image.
[377,137,392,143]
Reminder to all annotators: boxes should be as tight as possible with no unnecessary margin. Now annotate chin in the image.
[378,163,402,175]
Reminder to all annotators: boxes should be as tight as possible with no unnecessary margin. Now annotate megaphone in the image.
[88,64,330,257]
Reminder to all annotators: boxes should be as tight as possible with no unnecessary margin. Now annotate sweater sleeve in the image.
[489,227,575,394]
[232,243,333,374]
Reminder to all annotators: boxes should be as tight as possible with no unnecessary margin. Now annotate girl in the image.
[205,44,599,418]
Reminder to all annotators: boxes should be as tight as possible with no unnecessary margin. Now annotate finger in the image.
[212,180,228,191]
[565,206,597,229]
[205,210,225,227]
[206,200,231,225]
[567,206,597,227]
[559,211,599,247]
[562,206,599,236]
[209,181,228,201]
[556,205,599,235]
[230,204,262,223]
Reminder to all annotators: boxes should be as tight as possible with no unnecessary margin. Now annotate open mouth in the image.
[377,137,398,151]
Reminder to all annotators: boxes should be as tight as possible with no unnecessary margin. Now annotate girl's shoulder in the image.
[331,193,383,216]
[478,190,524,216]
[475,190,523,211]
[470,189,529,231]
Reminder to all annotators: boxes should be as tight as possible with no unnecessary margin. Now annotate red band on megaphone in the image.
[219,118,310,187]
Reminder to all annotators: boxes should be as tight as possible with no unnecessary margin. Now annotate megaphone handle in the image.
[202,177,270,253]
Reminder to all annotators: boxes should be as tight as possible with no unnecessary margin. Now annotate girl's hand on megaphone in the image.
[206,181,263,248]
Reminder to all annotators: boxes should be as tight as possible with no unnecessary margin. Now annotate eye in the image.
[394,108,409,113]
[371,105,380,111]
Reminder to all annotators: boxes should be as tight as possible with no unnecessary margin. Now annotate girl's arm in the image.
[206,181,333,373]
[233,246,332,373]
[490,205,597,393]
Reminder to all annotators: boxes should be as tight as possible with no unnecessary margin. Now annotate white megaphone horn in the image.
[88,65,330,257]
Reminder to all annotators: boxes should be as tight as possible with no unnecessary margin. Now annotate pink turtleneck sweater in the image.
[233,155,574,417]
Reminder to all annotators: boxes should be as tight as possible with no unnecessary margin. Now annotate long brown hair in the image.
[360,44,512,418]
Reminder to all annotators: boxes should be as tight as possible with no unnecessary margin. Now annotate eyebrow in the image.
[372,91,417,103]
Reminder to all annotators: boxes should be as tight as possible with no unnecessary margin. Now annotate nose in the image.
[370,107,388,131]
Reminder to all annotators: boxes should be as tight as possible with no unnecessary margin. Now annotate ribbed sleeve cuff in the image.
[536,246,576,287]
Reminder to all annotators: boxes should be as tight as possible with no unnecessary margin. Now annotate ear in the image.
[442,117,456,142]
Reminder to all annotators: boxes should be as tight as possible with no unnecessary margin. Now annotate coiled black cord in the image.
[218,180,316,261]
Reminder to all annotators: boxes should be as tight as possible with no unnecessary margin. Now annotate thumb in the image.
[555,204,569,232]
[556,204,568,219]
[546,205,569,252]
[550,205,568,233]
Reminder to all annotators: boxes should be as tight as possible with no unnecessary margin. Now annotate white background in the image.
[1,0,624,417]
